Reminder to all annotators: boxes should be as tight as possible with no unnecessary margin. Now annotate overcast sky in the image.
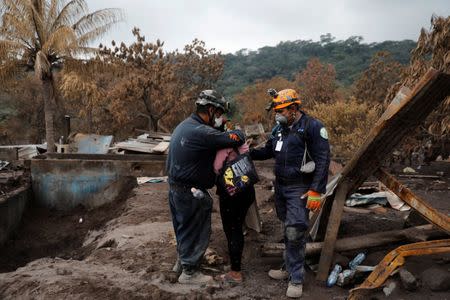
[89,0,450,54]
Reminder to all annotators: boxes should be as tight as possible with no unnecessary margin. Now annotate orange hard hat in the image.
[266,89,301,111]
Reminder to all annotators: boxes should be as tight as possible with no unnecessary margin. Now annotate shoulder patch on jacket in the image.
[320,127,329,140]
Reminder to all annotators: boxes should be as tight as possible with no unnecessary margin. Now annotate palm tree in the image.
[0,0,122,152]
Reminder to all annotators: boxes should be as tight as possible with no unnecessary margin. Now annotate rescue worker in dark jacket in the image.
[167,90,245,285]
[250,88,330,298]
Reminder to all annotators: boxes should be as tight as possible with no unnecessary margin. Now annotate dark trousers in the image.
[218,187,255,271]
[169,186,212,273]
[274,182,309,284]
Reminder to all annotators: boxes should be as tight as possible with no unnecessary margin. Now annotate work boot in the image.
[268,268,289,280]
[178,270,213,285]
[286,282,303,298]
[172,258,182,275]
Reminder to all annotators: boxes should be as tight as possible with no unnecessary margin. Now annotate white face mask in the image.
[214,116,224,128]
[275,113,288,126]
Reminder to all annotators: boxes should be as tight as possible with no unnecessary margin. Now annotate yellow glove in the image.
[304,190,321,211]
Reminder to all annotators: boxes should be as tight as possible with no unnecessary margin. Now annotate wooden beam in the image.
[316,69,450,281]
[262,225,438,257]
[316,180,350,280]
[375,168,450,234]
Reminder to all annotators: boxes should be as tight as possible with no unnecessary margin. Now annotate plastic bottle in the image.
[191,187,205,199]
[326,264,342,287]
[349,253,366,270]
[336,269,356,286]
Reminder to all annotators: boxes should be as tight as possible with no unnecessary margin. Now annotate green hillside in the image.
[216,35,416,97]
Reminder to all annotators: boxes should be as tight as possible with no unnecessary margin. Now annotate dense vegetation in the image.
[216,34,416,97]
[1,4,448,161]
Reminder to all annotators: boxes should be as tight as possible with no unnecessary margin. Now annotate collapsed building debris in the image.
[375,168,450,233]
[349,239,450,300]
[315,69,450,281]
[114,132,171,154]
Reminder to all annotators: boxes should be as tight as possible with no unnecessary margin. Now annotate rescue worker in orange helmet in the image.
[251,88,330,298]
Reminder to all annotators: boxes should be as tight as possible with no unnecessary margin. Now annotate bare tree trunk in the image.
[150,116,159,132]
[42,78,56,153]
[87,106,93,133]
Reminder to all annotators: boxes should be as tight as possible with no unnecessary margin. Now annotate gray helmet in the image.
[195,89,230,113]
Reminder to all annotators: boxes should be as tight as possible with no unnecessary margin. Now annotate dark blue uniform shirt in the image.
[250,113,330,193]
[167,113,245,189]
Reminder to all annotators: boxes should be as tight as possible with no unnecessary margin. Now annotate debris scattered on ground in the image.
[403,167,416,173]
[398,268,419,291]
[114,132,171,154]
[204,248,224,265]
[137,176,168,184]
[383,280,397,296]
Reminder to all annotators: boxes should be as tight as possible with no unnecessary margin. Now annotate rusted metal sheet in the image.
[375,168,450,234]
[316,69,450,281]
[30,154,166,210]
[349,239,450,300]
[69,133,113,154]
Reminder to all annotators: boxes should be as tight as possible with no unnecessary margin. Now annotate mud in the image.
[0,162,449,299]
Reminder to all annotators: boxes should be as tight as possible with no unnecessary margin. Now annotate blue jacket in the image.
[250,113,330,193]
[167,113,245,189]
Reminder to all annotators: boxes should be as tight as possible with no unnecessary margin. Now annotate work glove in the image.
[302,190,321,211]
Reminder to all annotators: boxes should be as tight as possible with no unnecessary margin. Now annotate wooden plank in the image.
[316,180,350,279]
[316,69,450,281]
[376,168,450,234]
[152,141,170,153]
[398,174,441,179]
[262,225,437,257]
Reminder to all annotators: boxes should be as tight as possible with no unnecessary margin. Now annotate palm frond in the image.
[45,0,59,32]
[42,25,77,56]
[50,0,87,31]
[72,8,123,37]
[30,0,50,44]
[0,59,24,81]
[1,12,35,45]
[0,0,30,19]
[70,45,98,56]
[0,39,25,55]
[76,21,118,46]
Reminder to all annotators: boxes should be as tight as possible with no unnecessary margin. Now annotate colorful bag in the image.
[219,152,259,196]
